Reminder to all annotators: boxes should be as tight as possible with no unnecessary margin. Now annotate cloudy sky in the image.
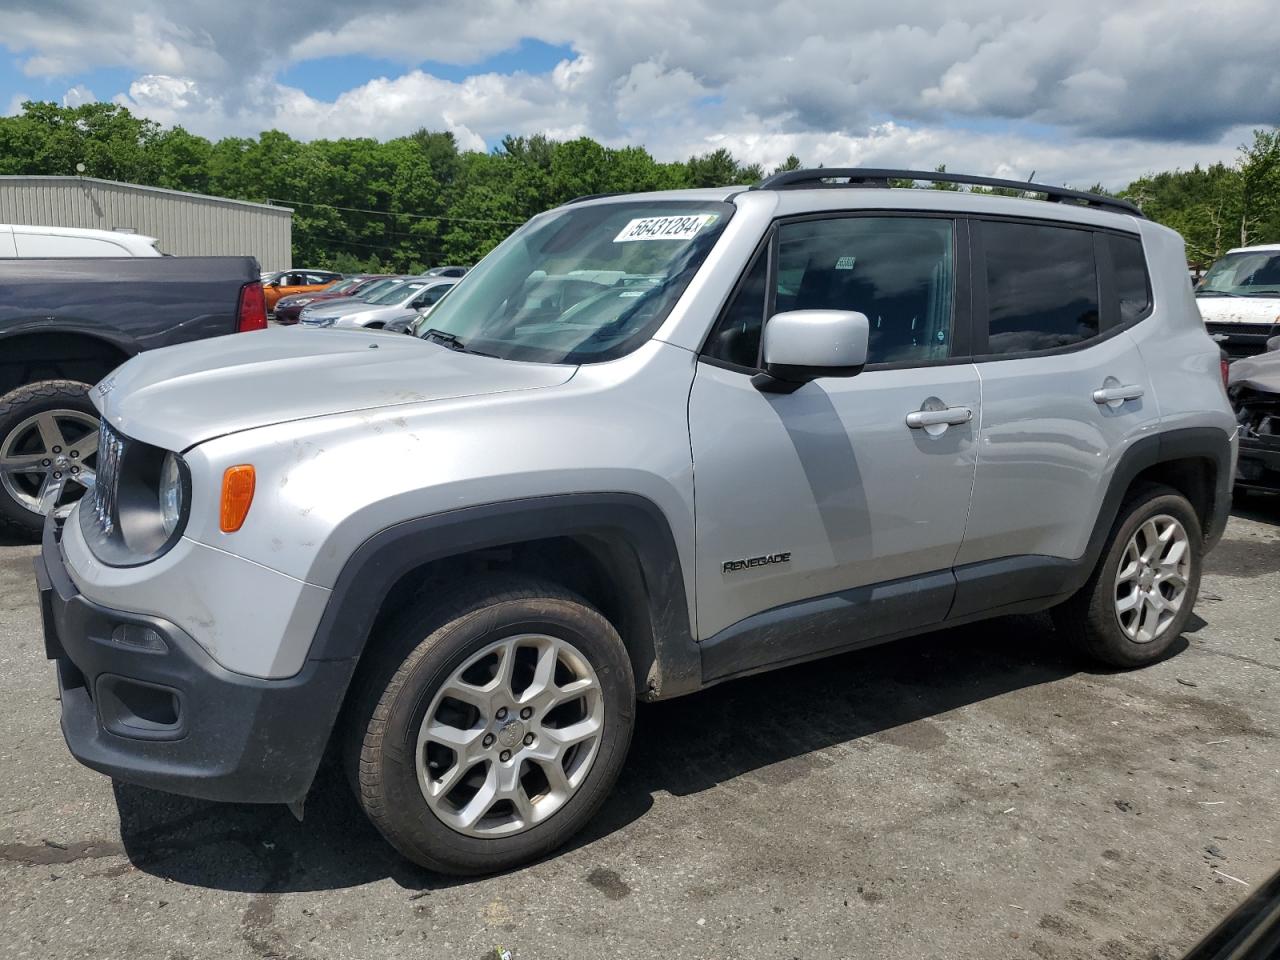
[3,1,1279,187]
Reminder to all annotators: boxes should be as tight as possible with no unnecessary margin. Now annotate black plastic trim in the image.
[700,426,1232,687]
[38,517,350,803]
[700,569,955,684]
[309,494,701,700]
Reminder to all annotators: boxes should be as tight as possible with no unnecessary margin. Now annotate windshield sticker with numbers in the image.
[613,214,717,242]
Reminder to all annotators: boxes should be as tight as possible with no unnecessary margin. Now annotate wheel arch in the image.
[309,494,701,703]
[1086,426,1233,577]
[0,328,136,398]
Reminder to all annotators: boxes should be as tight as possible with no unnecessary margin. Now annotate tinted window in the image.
[774,217,955,364]
[1109,234,1151,324]
[982,221,1099,354]
[704,247,769,367]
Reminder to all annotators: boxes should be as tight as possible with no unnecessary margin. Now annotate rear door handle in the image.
[906,407,973,429]
[1092,384,1144,404]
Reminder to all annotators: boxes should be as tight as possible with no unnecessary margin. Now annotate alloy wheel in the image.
[416,633,604,838]
[0,410,99,518]
[1113,513,1191,643]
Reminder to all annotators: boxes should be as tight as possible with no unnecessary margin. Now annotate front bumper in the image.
[36,517,352,804]
[1236,437,1280,492]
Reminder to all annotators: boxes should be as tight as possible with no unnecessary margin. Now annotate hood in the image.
[301,297,384,320]
[1196,295,1280,325]
[333,304,414,327]
[1228,348,1280,395]
[93,328,575,451]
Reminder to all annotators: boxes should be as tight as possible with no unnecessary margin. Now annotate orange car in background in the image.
[262,269,343,313]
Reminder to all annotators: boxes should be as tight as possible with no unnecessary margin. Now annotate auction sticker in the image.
[613,214,717,242]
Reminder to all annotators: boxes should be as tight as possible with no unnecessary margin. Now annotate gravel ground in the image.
[1,501,1278,960]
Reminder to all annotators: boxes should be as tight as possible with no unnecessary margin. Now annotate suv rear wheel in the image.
[0,380,100,538]
[1053,484,1203,667]
[345,575,635,875]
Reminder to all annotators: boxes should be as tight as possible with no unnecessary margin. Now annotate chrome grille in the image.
[93,420,125,535]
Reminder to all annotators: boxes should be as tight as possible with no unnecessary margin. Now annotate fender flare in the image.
[305,492,701,700]
[1084,425,1233,567]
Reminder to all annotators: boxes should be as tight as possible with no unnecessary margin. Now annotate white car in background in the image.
[1196,244,1280,358]
[0,224,163,257]
[299,277,456,330]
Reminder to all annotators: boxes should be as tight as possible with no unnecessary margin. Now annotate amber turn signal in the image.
[220,465,256,533]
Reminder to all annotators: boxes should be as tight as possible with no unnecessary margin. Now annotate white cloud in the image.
[4,0,1279,185]
[61,84,96,107]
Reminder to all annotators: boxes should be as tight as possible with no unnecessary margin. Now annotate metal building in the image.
[0,176,292,271]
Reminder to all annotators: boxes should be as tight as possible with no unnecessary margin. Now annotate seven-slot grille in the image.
[92,419,125,535]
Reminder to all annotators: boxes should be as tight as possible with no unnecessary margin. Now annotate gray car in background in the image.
[299,276,456,329]
[37,169,1236,878]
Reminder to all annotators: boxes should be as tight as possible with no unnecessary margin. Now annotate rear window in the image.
[981,221,1100,355]
[1109,234,1151,324]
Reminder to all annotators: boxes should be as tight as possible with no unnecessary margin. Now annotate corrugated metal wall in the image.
[0,177,292,271]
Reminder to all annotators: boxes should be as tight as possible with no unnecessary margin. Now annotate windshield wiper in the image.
[1197,290,1241,298]
[419,328,500,358]
[421,328,467,350]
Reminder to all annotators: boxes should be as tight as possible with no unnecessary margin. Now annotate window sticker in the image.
[835,256,857,270]
[613,214,717,243]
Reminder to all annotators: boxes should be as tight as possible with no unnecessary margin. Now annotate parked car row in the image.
[298,275,457,330]
[265,265,468,321]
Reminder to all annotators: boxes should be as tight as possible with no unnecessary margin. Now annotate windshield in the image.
[368,281,426,305]
[1198,251,1280,297]
[416,199,734,363]
[353,278,400,300]
[325,278,361,294]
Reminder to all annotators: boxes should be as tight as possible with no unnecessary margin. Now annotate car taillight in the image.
[236,281,268,332]
[1221,356,1230,390]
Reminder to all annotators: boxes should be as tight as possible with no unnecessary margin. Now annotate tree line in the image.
[1,101,1277,272]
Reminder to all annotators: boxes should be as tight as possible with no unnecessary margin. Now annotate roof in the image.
[0,176,292,215]
[1226,244,1280,254]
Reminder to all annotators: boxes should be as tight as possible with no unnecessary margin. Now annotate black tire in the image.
[0,380,99,539]
[1052,484,1203,668]
[343,574,635,875]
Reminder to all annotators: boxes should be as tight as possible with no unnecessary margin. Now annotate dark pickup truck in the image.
[0,256,265,537]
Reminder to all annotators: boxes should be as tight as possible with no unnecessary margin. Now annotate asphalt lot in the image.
[2,502,1278,960]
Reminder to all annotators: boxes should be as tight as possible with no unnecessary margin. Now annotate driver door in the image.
[689,213,980,681]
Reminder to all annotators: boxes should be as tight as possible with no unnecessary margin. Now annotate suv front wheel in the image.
[1053,484,1203,667]
[345,575,635,875]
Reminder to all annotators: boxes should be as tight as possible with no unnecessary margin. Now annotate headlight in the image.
[79,428,189,567]
[159,452,184,536]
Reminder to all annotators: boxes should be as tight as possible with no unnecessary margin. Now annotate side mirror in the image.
[753,310,869,393]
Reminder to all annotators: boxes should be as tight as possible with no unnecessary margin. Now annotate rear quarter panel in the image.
[1129,222,1237,438]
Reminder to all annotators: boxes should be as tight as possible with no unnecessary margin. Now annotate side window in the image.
[981,221,1099,354]
[703,246,769,368]
[16,233,126,257]
[774,217,956,364]
[1109,234,1151,325]
[414,285,452,308]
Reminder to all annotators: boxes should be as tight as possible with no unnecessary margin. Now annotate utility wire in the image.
[268,198,525,226]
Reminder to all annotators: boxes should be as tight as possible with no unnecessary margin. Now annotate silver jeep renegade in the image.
[36,169,1237,875]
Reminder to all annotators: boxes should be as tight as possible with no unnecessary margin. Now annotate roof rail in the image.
[752,168,1143,218]
[562,192,623,205]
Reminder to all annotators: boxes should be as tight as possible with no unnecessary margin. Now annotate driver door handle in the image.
[906,406,973,429]
[1092,384,1144,404]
